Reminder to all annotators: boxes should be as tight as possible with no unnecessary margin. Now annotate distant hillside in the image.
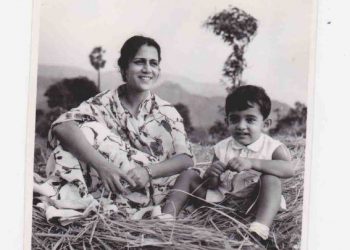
[37,65,226,97]
[154,82,224,127]
[36,64,291,129]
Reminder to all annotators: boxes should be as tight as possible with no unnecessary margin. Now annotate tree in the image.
[36,77,99,139]
[204,6,258,90]
[44,77,99,110]
[89,46,106,91]
[174,103,194,134]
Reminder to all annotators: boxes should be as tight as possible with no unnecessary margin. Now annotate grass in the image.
[32,136,306,249]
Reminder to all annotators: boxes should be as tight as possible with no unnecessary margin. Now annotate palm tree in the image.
[89,46,106,91]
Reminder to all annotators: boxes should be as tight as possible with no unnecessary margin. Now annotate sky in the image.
[37,0,314,105]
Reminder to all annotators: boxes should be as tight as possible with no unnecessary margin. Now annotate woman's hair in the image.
[225,85,271,119]
[118,35,161,82]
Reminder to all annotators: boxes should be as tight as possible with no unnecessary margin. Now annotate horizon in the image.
[37,63,305,107]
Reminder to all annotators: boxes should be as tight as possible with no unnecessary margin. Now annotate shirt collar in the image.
[231,134,264,153]
[117,84,154,114]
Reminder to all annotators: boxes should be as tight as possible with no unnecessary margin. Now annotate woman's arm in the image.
[52,121,136,193]
[150,154,194,178]
[126,154,194,189]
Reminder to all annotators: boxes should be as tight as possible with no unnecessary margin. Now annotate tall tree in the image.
[89,46,106,91]
[204,6,258,90]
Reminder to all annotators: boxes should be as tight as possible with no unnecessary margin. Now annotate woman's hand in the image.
[126,167,150,190]
[96,162,136,194]
[227,157,252,172]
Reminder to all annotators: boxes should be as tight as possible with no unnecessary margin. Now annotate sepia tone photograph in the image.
[27,0,316,249]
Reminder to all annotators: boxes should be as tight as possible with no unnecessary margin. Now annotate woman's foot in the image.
[151,205,175,221]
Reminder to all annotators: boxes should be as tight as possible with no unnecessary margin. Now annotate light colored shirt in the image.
[206,134,285,202]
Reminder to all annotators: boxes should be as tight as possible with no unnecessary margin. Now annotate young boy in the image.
[161,85,294,241]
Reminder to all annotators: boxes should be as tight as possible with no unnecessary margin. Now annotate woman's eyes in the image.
[133,59,159,67]
[150,61,159,66]
[134,60,143,65]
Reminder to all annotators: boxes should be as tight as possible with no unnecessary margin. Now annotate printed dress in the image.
[34,84,193,225]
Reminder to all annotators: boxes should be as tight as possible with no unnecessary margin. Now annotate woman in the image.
[35,36,194,224]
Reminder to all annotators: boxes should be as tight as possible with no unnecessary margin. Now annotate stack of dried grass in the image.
[32,138,305,249]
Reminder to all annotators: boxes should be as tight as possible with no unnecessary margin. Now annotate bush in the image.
[208,120,230,143]
[270,102,307,137]
[45,77,99,110]
[36,77,99,139]
[174,103,194,134]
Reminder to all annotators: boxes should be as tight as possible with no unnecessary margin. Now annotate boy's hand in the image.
[227,157,253,172]
[127,167,150,190]
[204,161,226,178]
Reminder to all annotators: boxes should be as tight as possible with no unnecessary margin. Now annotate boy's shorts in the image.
[196,169,287,213]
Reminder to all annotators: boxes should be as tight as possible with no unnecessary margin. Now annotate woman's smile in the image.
[139,75,153,81]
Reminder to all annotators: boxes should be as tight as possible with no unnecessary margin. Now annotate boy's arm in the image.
[251,145,294,178]
[228,145,294,178]
[204,154,225,189]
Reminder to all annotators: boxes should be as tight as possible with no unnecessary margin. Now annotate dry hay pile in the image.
[32,137,305,250]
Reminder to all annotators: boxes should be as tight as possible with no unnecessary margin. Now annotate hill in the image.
[153,82,224,127]
[37,65,226,97]
[35,65,290,129]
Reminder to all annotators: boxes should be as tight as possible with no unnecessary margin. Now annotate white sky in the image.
[38,0,314,105]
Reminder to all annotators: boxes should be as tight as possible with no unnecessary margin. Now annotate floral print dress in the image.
[35,84,193,224]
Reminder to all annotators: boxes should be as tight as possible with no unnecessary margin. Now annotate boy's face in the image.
[227,103,270,146]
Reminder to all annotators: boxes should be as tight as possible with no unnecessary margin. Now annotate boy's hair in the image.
[225,85,271,119]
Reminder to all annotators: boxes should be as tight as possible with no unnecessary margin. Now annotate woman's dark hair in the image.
[225,85,271,119]
[117,35,161,82]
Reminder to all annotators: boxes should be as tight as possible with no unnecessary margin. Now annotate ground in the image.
[32,136,305,250]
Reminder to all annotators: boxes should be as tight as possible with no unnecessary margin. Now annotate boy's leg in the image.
[248,174,282,241]
[162,169,207,217]
[254,174,282,227]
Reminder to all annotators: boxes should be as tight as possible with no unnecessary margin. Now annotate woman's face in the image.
[124,45,160,92]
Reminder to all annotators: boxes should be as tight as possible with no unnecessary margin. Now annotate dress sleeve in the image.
[170,109,193,158]
[47,91,110,149]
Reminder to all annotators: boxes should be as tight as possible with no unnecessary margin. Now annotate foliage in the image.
[174,103,194,134]
[35,107,66,138]
[44,77,99,110]
[208,120,230,143]
[36,77,99,139]
[204,6,258,89]
[89,46,106,91]
[270,102,307,137]
[189,127,211,145]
